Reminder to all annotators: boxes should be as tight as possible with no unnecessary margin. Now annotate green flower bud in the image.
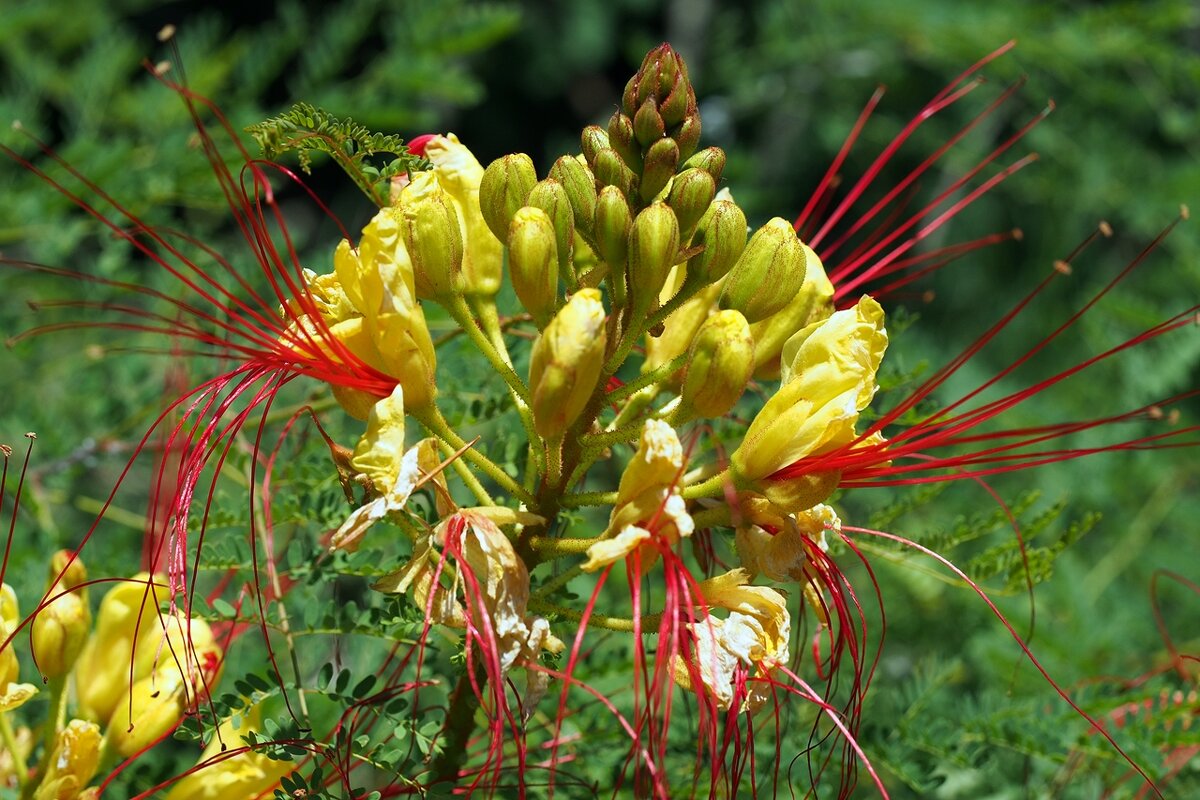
[623,44,691,118]
[687,199,747,285]
[659,77,694,128]
[593,147,636,197]
[399,172,464,301]
[529,289,608,439]
[581,125,610,164]
[750,244,834,380]
[31,590,89,678]
[526,179,576,278]
[640,137,680,203]
[679,309,755,419]
[606,111,641,173]
[479,153,537,244]
[634,97,666,147]
[672,113,702,163]
[595,185,632,268]
[628,202,680,325]
[666,168,716,238]
[682,146,726,184]
[508,207,560,329]
[549,155,598,235]
[720,217,807,323]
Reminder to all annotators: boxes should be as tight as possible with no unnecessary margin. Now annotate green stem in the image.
[413,406,533,506]
[691,505,732,530]
[437,441,493,506]
[543,433,564,489]
[682,468,732,500]
[445,296,531,406]
[561,490,618,509]
[528,535,599,558]
[531,565,584,600]
[527,598,662,633]
[430,662,485,781]
[25,675,68,799]
[0,712,28,791]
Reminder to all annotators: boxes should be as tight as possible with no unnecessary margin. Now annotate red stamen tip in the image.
[407,134,438,157]
[1053,259,1072,275]
[1098,220,1114,238]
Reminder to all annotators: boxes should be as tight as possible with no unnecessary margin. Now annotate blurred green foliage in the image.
[1,0,1197,796]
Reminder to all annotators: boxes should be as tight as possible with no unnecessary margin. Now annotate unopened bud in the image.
[607,111,641,173]
[672,113,702,163]
[31,590,89,678]
[0,583,17,628]
[424,134,503,299]
[479,153,537,243]
[549,155,598,236]
[640,137,680,203]
[750,244,834,380]
[624,44,691,119]
[666,168,716,238]
[643,268,723,388]
[104,668,188,758]
[687,200,747,285]
[595,186,633,269]
[508,207,560,329]
[628,203,680,325]
[50,550,87,592]
[682,146,725,184]
[399,173,464,300]
[529,289,608,439]
[634,97,666,146]
[593,147,636,198]
[526,179,576,278]
[33,719,101,800]
[679,310,754,420]
[581,125,610,164]
[720,218,807,323]
[659,77,693,128]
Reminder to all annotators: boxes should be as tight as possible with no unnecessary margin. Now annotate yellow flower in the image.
[735,503,839,582]
[674,569,790,712]
[164,705,292,800]
[31,589,89,678]
[1,597,38,712]
[32,719,101,800]
[528,288,608,440]
[731,295,888,511]
[583,420,693,570]
[329,385,443,552]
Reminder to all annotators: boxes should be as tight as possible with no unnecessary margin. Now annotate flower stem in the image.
[527,598,662,633]
[682,468,731,500]
[446,296,531,406]
[0,712,28,791]
[527,535,599,558]
[414,407,534,506]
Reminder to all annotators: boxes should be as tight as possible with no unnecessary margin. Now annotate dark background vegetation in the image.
[1,0,1197,796]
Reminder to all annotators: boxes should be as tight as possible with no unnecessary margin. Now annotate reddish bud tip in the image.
[407,133,437,157]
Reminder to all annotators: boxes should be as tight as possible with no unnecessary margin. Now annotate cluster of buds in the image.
[298,45,885,778]
[0,555,222,797]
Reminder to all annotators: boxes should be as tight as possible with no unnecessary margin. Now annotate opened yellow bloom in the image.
[164,705,292,800]
[736,503,839,582]
[731,295,887,510]
[675,569,790,712]
[584,420,694,570]
[32,719,101,800]
[330,385,437,552]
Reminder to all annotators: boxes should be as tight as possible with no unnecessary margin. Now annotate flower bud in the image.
[103,667,188,758]
[549,155,598,235]
[424,133,503,298]
[686,199,747,285]
[628,203,680,326]
[479,153,537,244]
[666,167,715,238]
[33,719,101,800]
[682,146,725,184]
[720,217,807,323]
[529,289,608,439]
[398,172,464,301]
[679,309,754,419]
[595,186,632,307]
[750,244,834,380]
[623,44,692,120]
[593,147,636,198]
[31,589,89,678]
[642,266,722,388]
[508,207,560,329]
[672,113,702,163]
[1,582,17,628]
[50,550,87,592]
[633,96,665,147]
[607,111,641,173]
[639,137,680,203]
[581,125,610,164]
[526,179,576,278]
